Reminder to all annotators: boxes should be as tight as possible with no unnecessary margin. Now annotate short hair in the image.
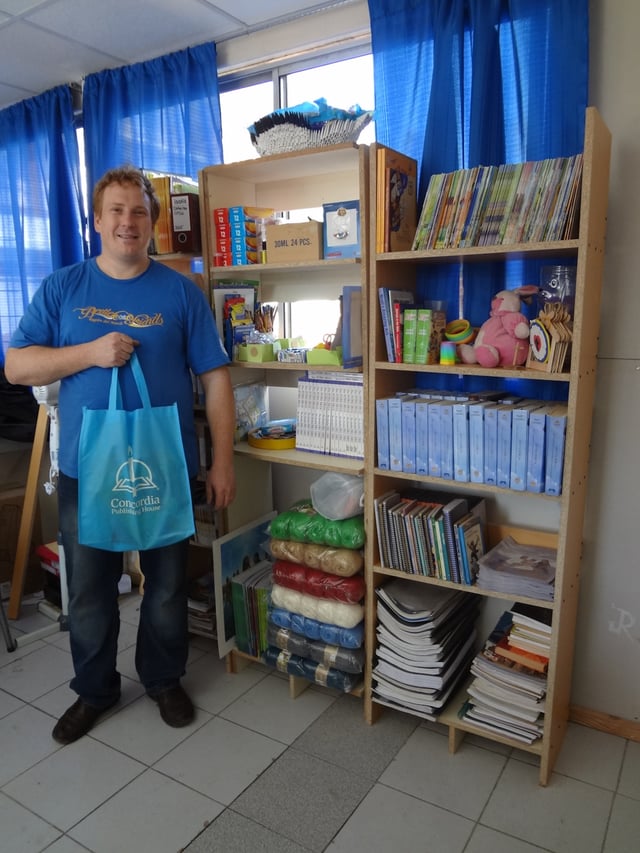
[92,166,161,224]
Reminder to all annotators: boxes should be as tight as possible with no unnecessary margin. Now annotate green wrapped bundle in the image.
[270,500,365,550]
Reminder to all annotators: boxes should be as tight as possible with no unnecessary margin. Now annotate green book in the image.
[414,308,432,364]
[402,307,418,363]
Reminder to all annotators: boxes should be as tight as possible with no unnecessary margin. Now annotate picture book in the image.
[375,144,418,253]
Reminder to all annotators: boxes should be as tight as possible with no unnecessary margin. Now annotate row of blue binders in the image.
[375,390,567,496]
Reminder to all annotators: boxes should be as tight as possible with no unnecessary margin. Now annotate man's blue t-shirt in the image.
[10,258,229,478]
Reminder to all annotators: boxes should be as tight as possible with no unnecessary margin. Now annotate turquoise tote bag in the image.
[77,351,195,551]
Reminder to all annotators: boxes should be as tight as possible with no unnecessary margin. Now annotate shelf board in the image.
[371,564,555,610]
[373,361,570,382]
[371,468,562,500]
[435,679,544,756]
[234,441,365,474]
[203,142,363,183]
[377,240,580,263]
[232,360,362,373]
[212,257,360,275]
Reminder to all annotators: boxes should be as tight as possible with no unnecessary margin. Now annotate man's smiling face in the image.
[94,181,154,268]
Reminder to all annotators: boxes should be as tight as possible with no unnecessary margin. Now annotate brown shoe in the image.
[52,697,117,745]
[150,685,194,727]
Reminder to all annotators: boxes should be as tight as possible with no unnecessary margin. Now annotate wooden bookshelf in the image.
[364,107,611,786]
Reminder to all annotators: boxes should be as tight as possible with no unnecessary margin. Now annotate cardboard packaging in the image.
[265,222,323,263]
[0,487,43,595]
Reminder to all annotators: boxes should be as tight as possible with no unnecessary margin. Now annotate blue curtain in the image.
[83,41,222,255]
[0,86,85,363]
[367,0,588,397]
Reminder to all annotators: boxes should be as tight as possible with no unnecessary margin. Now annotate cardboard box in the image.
[265,222,323,263]
[0,487,43,595]
[237,343,275,362]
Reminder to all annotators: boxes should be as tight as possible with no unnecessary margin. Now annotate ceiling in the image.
[0,0,349,112]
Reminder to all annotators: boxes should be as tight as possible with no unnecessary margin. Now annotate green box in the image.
[306,346,343,365]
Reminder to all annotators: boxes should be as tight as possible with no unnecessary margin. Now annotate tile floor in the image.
[1,592,638,853]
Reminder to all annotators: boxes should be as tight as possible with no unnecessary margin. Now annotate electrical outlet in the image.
[0,581,11,601]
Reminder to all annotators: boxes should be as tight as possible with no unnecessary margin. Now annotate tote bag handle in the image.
[108,350,151,411]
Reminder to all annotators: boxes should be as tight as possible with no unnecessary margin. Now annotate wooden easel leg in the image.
[7,404,49,620]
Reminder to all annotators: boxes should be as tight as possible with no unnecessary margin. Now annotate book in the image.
[455,511,486,584]
[544,403,568,495]
[374,145,418,253]
[385,152,418,252]
[341,285,363,369]
[412,172,447,250]
[378,287,413,362]
[391,296,414,363]
[493,636,549,673]
[401,306,418,364]
[413,307,433,364]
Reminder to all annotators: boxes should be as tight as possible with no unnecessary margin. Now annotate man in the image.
[5,166,236,744]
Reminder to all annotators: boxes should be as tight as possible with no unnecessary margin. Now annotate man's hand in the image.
[91,332,139,368]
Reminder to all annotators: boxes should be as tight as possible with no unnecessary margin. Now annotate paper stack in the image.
[458,607,551,743]
[372,578,479,721]
[475,536,556,600]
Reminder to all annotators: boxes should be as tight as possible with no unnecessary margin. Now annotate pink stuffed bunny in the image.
[458,289,531,368]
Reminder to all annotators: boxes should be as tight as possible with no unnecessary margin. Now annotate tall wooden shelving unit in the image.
[198,143,369,475]
[198,144,369,688]
[363,107,611,785]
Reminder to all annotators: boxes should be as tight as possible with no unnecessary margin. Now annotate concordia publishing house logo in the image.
[110,447,161,516]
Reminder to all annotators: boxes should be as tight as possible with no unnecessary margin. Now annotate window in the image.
[219,51,374,344]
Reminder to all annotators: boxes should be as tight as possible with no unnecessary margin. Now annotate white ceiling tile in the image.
[0,0,354,110]
[0,20,122,91]
[25,0,244,62]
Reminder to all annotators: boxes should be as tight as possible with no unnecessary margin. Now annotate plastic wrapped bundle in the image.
[263,646,361,692]
[268,606,364,649]
[272,559,365,603]
[271,583,363,628]
[267,624,365,674]
[269,500,365,550]
[270,538,364,577]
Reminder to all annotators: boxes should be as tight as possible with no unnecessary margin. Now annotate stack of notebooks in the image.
[458,607,552,743]
[475,536,557,600]
[373,488,486,584]
[372,578,479,721]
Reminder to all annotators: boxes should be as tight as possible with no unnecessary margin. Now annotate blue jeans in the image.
[58,472,191,709]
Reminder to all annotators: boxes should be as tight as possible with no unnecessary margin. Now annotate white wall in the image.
[571,0,640,722]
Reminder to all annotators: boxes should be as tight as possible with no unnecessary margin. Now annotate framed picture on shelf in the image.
[213,510,276,657]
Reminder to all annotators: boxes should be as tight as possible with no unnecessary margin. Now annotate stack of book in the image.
[295,372,364,459]
[187,574,216,639]
[458,607,551,743]
[230,559,273,657]
[475,536,557,600]
[373,488,486,584]
[372,578,480,720]
[377,287,446,364]
[412,153,583,251]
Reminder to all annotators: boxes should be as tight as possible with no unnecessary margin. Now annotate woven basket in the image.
[250,112,372,157]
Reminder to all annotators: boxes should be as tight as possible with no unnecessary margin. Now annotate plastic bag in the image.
[310,472,364,520]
